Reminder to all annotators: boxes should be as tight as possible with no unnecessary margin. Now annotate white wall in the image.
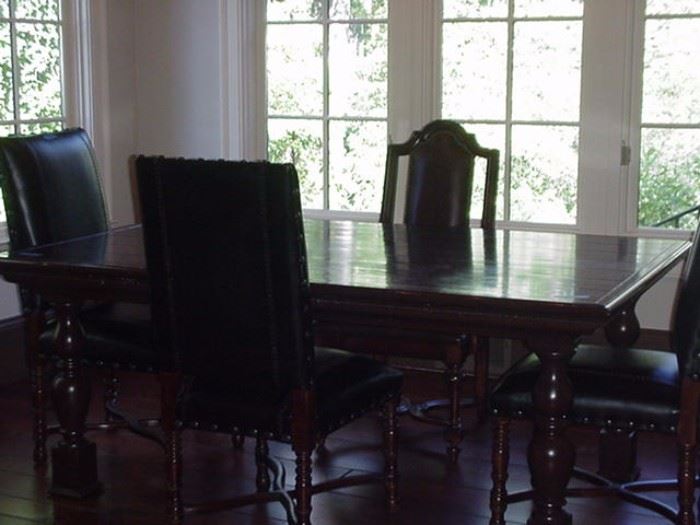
[134,0,226,160]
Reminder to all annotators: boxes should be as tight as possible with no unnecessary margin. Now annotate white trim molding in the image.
[225,0,267,160]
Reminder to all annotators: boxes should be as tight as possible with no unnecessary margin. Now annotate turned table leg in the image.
[50,301,100,498]
[599,302,641,483]
[526,335,576,525]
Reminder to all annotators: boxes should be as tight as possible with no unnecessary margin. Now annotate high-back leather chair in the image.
[321,120,499,461]
[136,157,403,524]
[0,128,155,465]
[489,225,700,524]
[380,119,499,228]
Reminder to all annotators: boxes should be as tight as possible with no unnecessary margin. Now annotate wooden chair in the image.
[0,129,157,471]
[136,157,403,524]
[489,224,700,524]
[320,120,499,461]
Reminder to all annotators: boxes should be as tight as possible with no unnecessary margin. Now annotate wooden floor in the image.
[0,335,681,524]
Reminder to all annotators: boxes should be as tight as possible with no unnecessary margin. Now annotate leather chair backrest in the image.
[0,128,108,311]
[137,157,315,399]
[671,224,700,378]
[380,120,499,228]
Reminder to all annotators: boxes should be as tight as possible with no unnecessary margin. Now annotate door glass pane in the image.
[646,0,700,16]
[0,1,8,18]
[16,21,61,120]
[329,23,387,118]
[267,0,319,22]
[443,0,508,19]
[642,19,700,124]
[329,120,386,212]
[512,20,582,121]
[638,128,700,228]
[267,24,323,117]
[514,0,583,18]
[330,0,387,19]
[464,124,505,221]
[20,119,60,135]
[0,22,12,121]
[442,22,507,120]
[14,0,60,20]
[510,125,578,224]
[268,118,324,209]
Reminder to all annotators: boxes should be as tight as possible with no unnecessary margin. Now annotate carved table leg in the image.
[50,302,100,498]
[599,303,641,482]
[444,342,466,462]
[604,302,641,348]
[526,336,576,525]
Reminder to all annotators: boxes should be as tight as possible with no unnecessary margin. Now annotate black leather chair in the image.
[320,120,499,461]
[0,128,155,465]
[136,157,403,524]
[489,225,700,524]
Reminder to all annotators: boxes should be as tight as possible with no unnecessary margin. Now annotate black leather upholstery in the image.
[0,129,155,369]
[491,345,680,432]
[182,347,403,440]
[671,225,700,379]
[136,157,403,440]
[380,120,499,228]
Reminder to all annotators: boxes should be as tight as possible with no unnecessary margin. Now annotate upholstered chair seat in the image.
[181,347,403,439]
[491,345,680,433]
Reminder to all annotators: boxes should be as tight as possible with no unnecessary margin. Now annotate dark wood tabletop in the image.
[0,219,690,525]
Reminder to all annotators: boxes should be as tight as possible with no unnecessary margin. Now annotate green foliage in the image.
[268,129,323,206]
[638,145,700,228]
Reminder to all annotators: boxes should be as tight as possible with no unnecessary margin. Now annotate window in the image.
[442,0,583,225]
[267,0,388,215]
[263,1,700,234]
[0,0,66,228]
[635,0,700,229]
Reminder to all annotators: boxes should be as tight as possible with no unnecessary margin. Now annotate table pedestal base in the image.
[50,441,101,498]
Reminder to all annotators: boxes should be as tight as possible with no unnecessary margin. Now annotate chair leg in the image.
[25,311,47,467]
[291,389,315,525]
[490,418,510,525]
[383,395,400,510]
[255,435,271,492]
[293,446,313,525]
[30,354,48,467]
[160,373,183,523]
[444,342,467,463]
[473,336,490,424]
[678,441,696,525]
[101,368,119,422]
[166,426,183,523]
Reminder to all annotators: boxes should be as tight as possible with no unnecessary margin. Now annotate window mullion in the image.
[322,0,330,211]
[9,1,21,134]
[503,0,515,223]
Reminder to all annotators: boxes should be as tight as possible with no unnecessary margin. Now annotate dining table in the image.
[0,218,690,525]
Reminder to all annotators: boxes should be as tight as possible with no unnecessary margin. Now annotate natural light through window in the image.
[0,0,65,228]
[442,0,583,225]
[266,0,388,213]
[637,0,700,229]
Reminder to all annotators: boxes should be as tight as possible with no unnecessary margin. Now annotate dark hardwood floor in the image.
[0,327,679,524]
